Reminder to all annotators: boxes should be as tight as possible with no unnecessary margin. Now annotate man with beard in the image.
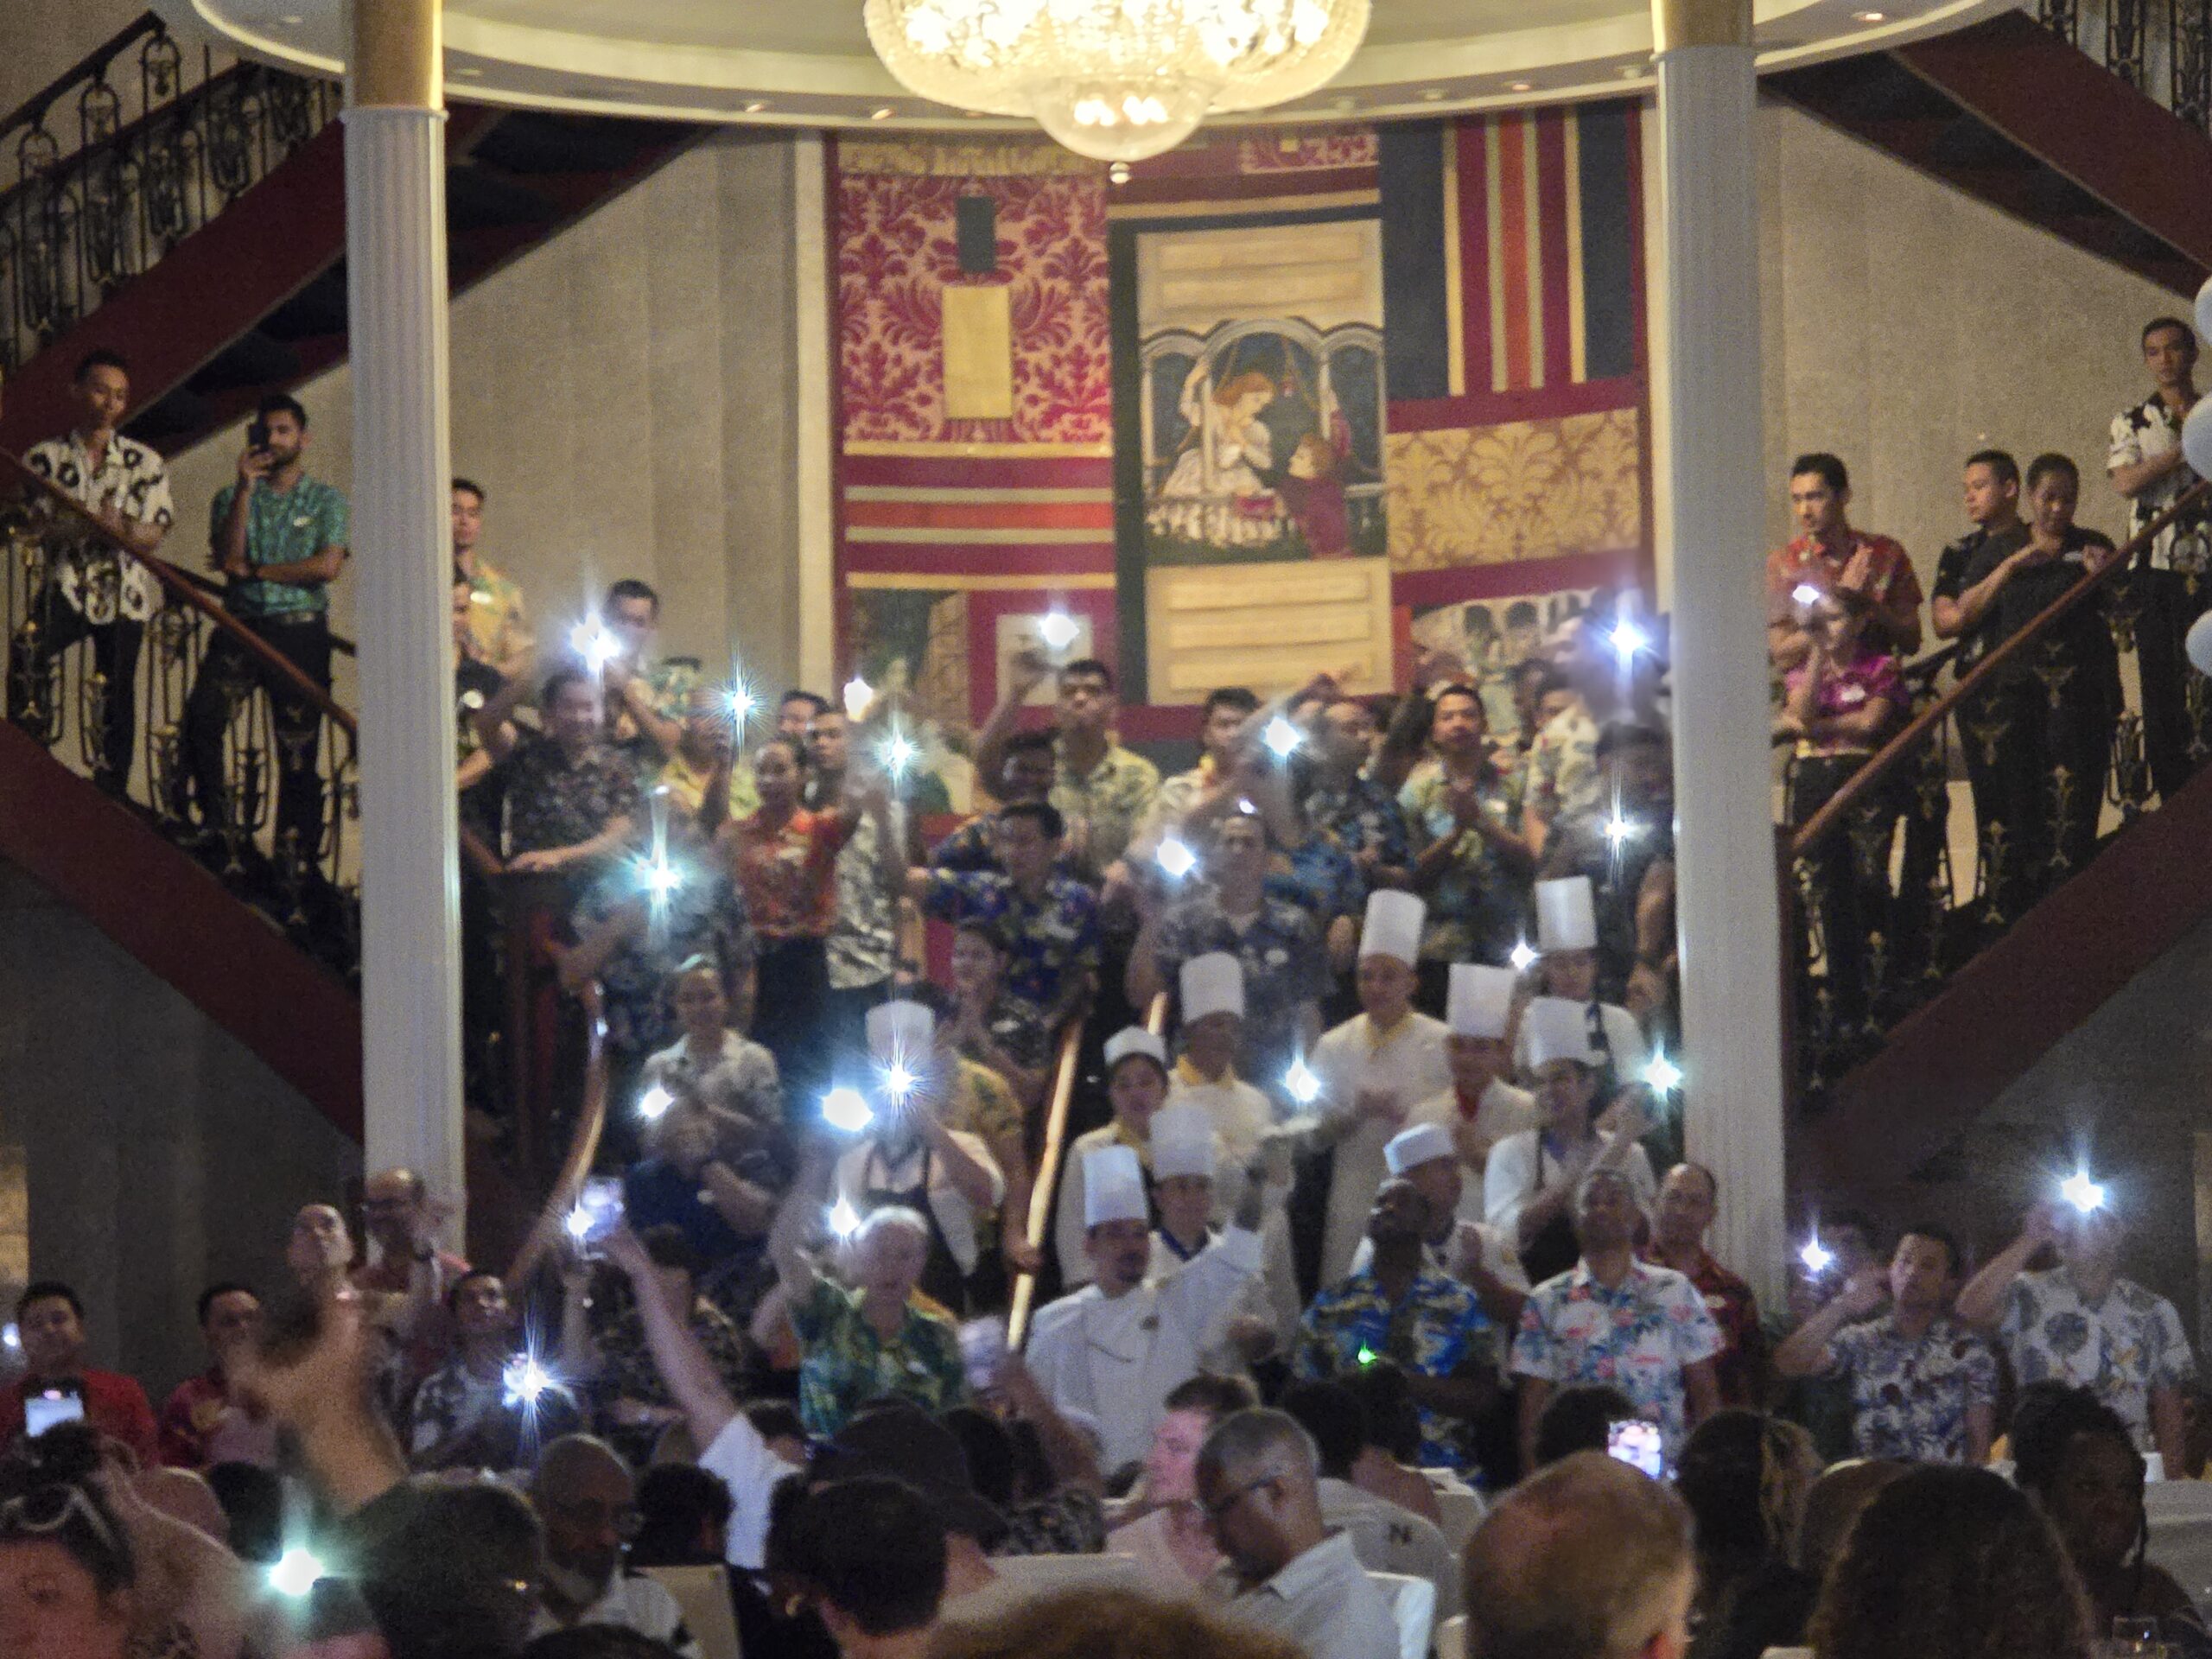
[528,1433,700,1655]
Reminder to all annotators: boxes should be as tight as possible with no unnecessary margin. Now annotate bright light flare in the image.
[1156,837,1197,880]
[502,1354,555,1407]
[1038,611,1079,651]
[1644,1051,1682,1093]
[1603,810,1641,849]
[1509,938,1539,972]
[725,681,758,727]
[1609,619,1649,662]
[1262,715,1304,760]
[639,857,683,899]
[1799,1236,1834,1275]
[2061,1170,2107,1214]
[880,728,919,780]
[1,1324,16,1351]
[569,620,619,671]
[883,1063,916,1104]
[1792,582,1822,607]
[267,1548,326,1598]
[829,1198,862,1239]
[563,1205,594,1243]
[822,1086,874,1134]
[842,675,875,721]
[1284,1057,1321,1108]
[638,1084,673,1122]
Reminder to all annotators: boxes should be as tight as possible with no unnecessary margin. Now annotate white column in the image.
[344,0,465,1235]
[1656,0,1787,1308]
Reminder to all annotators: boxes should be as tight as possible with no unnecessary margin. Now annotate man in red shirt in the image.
[158,1281,272,1469]
[1766,451,1923,670]
[2,1281,159,1466]
[352,1167,471,1394]
[1643,1163,1768,1408]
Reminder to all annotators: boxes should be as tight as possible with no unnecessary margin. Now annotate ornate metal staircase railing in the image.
[2040,0,2212,132]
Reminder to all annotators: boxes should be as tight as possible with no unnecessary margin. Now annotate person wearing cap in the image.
[1643,1163,1768,1408]
[1518,875,1650,1099]
[1484,996,1656,1287]
[1510,1166,1722,1472]
[1411,961,1537,1181]
[1147,1102,1302,1376]
[1027,1139,1271,1476]
[1398,682,1534,1004]
[1306,891,1453,1286]
[1128,809,1329,1097]
[823,1001,1007,1315]
[1536,722,1676,1014]
[1295,1178,1500,1474]
[1165,952,1278,1163]
[1056,1027,1175,1287]
[1347,1123,1529,1326]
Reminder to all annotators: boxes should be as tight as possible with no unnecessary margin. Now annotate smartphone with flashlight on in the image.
[572,1176,626,1253]
[959,1316,1009,1392]
[24,1383,86,1439]
[1606,1418,1666,1481]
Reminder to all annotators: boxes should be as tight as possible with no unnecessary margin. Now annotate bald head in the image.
[532,1434,636,1592]
[533,1433,631,1500]
[1463,1452,1694,1659]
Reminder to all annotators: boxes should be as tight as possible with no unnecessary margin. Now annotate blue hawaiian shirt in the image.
[921,868,1100,1023]
[1999,1271,2194,1453]
[1823,1313,1998,1464]
[1154,888,1330,1085]
[1511,1259,1723,1462]
[1298,1268,1497,1470]
[1306,773,1411,895]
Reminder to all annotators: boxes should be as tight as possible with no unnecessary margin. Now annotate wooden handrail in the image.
[1008,1020,1086,1349]
[1145,991,1169,1036]
[0,12,165,155]
[1,448,356,737]
[504,979,609,1287]
[1788,480,2212,858]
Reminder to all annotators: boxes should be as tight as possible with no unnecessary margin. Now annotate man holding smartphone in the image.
[0,1281,158,1465]
[180,392,350,861]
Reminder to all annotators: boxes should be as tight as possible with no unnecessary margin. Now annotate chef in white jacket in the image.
[1027,1127,1268,1477]
[1145,1101,1301,1374]
[1408,963,1540,1181]
[1515,876,1649,1096]
[1307,891,1452,1285]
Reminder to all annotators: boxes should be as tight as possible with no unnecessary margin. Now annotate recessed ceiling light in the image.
[744,99,768,113]
[279,12,303,22]
[1852,8,1886,18]
[454,66,483,78]
[1421,88,1446,101]
[1332,95,1356,112]
[1509,80,1534,92]
[870,106,895,119]
[1619,63,1645,78]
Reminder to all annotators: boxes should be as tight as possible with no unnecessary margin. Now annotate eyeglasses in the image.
[1202,1473,1280,1522]
[540,1497,644,1540]
[0,1484,121,1554]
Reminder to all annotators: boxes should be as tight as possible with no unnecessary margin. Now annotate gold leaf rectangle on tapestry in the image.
[941,286,1016,420]
[1385,407,1643,572]
[1163,602,1376,653]
[1158,563,1381,612]
[1146,556,1392,702]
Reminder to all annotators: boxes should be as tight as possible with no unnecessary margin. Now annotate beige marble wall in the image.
[1755,99,2182,588]
[0,0,151,124]
[164,130,812,714]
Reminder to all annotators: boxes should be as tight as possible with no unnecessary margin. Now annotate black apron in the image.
[1521,1140,1588,1286]
[858,1141,970,1316]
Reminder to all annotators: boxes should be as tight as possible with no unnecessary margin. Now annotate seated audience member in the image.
[1057,1028,1171,1287]
[1298,1179,1497,1475]
[1398,682,1533,992]
[158,1282,272,1470]
[1806,1465,2091,1659]
[944,919,1051,1112]
[944,1593,1312,1659]
[639,957,785,1159]
[1193,1408,1401,1659]
[629,1461,736,1567]
[623,1102,779,1324]
[474,664,643,880]
[409,1271,583,1475]
[558,1225,752,1470]
[1512,1168,1722,1471]
[1106,1373,1258,1586]
[1794,1459,1907,1589]
[1536,723,1676,1013]
[1645,1164,1767,1408]
[526,1434,698,1654]
[1335,1362,1447,1522]
[1349,1122,1529,1328]
[763,1171,969,1438]
[1278,1380,1457,1618]
[1522,876,1650,1097]
[930,729,1077,875]
[1957,1197,2194,1474]
[823,1001,1007,1313]
[1462,1451,1697,1659]
[1530,1380,1638,1469]
[1764,449,1923,669]
[790,1476,949,1659]
[657,685,760,821]
[973,652,1160,889]
[1773,1223,1996,1465]
[720,734,895,1109]
[1165,954,1276,1159]
[0,1453,192,1659]
[1775,585,1904,1024]
[940,1391,1107,1558]
[1309,892,1452,1286]
[450,476,533,680]
[1,1282,158,1466]
[1408,962,1535,1182]
[814,1402,1014,1626]
[1675,1410,1822,1659]
[1484,997,1657,1285]
[2011,1384,2211,1648]
[911,801,1102,1035]
[1027,1143,1268,1478]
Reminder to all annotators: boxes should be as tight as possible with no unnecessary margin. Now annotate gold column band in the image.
[350,0,442,110]
[1653,0,1752,53]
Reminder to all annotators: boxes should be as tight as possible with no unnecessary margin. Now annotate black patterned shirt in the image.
[24,431,175,622]
[499,729,641,859]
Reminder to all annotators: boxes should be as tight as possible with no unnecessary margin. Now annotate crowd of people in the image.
[3,320,2210,1658]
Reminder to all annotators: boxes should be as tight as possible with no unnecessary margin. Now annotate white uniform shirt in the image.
[530,1571,700,1657]
[1404,1080,1540,1192]
[1313,1011,1452,1285]
[697,1410,801,1569]
[1481,1128,1656,1247]
[1215,1529,1402,1659]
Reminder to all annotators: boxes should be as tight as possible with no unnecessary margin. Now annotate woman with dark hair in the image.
[2013,1382,2211,1650]
[1675,1409,1822,1659]
[1808,1464,2092,1659]
[0,1472,149,1659]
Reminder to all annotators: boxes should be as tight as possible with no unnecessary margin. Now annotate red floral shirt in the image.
[1643,1248,1767,1408]
[724,807,855,940]
[1766,531,1923,653]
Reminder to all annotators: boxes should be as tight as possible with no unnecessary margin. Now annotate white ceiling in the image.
[160,0,2011,128]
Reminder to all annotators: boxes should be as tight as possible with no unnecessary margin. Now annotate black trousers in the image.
[182,612,333,857]
[1991,661,2117,902]
[1787,753,1898,1027]
[8,590,142,787]
[2133,568,2212,802]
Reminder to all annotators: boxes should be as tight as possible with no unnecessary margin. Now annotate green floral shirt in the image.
[209,474,349,618]
[461,557,531,668]
[1399,766,1526,963]
[791,1278,968,1437]
[1052,741,1160,878]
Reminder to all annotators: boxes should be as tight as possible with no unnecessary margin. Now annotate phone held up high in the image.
[24,1382,86,1439]
[246,417,271,454]
[1606,1417,1666,1481]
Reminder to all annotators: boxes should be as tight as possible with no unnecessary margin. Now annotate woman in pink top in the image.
[1777,587,1904,1030]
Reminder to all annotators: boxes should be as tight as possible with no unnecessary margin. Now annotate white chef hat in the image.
[1447,963,1516,1040]
[1103,1027,1168,1075]
[1083,1144,1150,1228]
[1359,890,1426,964]
[1535,876,1598,953]
[1523,995,1600,1068]
[1179,952,1244,1024]
[865,999,935,1059]
[1148,1104,1217,1182]
[1384,1122,1455,1177]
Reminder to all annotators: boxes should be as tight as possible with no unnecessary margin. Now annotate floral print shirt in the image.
[1052,741,1160,878]
[1821,1313,1998,1464]
[1298,1268,1499,1469]
[25,431,175,622]
[1154,888,1329,1084]
[921,868,1101,1022]
[209,473,350,618]
[1511,1259,1723,1462]
[500,730,642,859]
[724,807,855,940]
[1999,1270,2196,1452]
[790,1278,968,1438]
[1305,772,1411,892]
[571,864,755,1057]
[1400,766,1528,964]
[1524,704,1603,830]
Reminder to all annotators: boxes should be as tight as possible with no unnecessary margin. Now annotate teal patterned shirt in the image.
[790,1277,968,1438]
[209,474,349,618]
[1296,1268,1497,1469]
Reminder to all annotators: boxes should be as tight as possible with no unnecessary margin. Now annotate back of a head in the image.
[350,1476,546,1659]
[1338,1363,1422,1464]
[2012,1382,2133,1500]
[1462,1452,1693,1659]
[929,1586,1306,1659]
[631,1462,735,1567]
[522,1630,682,1659]
[1278,1382,1366,1481]
[1794,1460,1907,1584]
[796,1477,948,1637]
[1807,1465,2089,1659]
[1533,1383,1636,1468]
[941,1406,1019,1508]
[1675,1410,1818,1572]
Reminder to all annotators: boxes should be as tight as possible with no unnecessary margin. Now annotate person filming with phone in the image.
[0,1281,158,1467]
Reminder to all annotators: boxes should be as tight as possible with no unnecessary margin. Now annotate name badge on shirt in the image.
[293,515,313,529]
[1837,685,1867,705]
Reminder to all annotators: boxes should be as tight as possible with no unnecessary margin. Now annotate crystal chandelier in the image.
[863,0,1373,162]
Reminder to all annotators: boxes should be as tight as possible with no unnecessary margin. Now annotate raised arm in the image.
[603,1223,740,1448]
[974,648,1052,791]
[473,668,534,766]
[1954,1204,2056,1328]
[1771,1266,1885,1379]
